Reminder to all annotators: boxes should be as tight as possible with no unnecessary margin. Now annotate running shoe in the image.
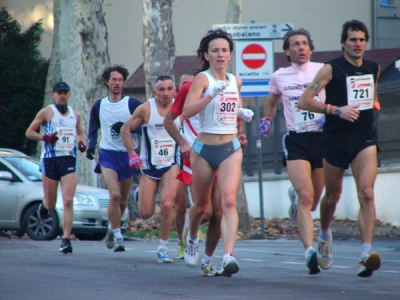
[182,211,189,247]
[357,252,381,277]
[316,238,333,270]
[157,247,173,263]
[201,259,222,277]
[59,238,73,254]
[184,233,198,267]
[221,254,239,275]
[287,187,298,221]
[38,203,49,219]
[306,250,320,275]
[113,237,125,252]
[177,241,185,259]
[105,221,114,249]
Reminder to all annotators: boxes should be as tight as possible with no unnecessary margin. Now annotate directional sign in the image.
[235,41,274,80]
[212,23,294,40]
[240,80,270,98]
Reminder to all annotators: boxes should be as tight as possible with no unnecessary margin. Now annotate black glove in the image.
[111,121,124,134]
[86,147,95,160]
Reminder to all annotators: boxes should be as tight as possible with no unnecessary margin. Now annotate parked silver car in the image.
[0,151,127,241]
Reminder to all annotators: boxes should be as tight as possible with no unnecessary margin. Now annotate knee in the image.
[297,190,314,209]
[324,192,341,207]
[139,208,152,220]
[160,199,174,214]
[358,187,374,205]
[175,202,187,216]
[63,197,73,210]
[222,194,236,210]
[109,190,121,203]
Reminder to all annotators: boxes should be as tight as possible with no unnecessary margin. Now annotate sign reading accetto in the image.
[235,41,274,80]
[212,22,294,39]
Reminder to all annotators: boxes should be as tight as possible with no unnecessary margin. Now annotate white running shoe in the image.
[221,254,239,275]
[184,232,198,267]
[113,237,125,252]
[201,258,222,277]
[317,238,332,269]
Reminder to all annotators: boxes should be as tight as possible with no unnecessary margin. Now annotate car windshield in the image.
[3,156,42,181]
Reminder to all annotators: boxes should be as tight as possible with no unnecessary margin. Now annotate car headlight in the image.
[73,193,95,206]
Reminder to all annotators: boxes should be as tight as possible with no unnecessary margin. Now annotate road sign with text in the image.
[212,22,294,40]
[235,41,274,80]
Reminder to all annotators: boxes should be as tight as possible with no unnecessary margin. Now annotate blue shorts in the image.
[141,165,178,181]
[95,149,137,181]
[40,156,76,181]
[193,137,240,169]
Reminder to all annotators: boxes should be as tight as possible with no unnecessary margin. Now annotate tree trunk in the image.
[58,0,92,185]
[77,0,110,108]
[142,0,176,100]
[36,0,62,158]
[226,0,251,230]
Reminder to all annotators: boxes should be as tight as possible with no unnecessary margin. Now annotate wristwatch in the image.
[334,107,341,116]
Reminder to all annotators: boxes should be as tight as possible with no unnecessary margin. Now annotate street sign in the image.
[235,40,274,80]
[240,80,270,98]
[242,44,266,69]
[212,22,294,40]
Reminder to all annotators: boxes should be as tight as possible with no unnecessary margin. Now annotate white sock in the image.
[188,232,199,244]
[318,228,332,243]
[159,239,168,250]
[203,254,212,262]
[112,228,122,239]
[305,246,315,259]
[361,243,372,257]
[223,253,232,260]
[108,222,112,230]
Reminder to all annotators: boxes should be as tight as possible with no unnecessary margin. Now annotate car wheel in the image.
[74,232,107,241]
[23,204,60,241]
[0,229,25,238]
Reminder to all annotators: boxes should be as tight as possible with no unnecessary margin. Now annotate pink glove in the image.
[42,132,58,144]
[129,154,142,169]
[78,141,87,153]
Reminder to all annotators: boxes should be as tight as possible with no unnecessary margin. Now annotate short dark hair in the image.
[101,65,129,88]
[282,28,315,62]
[155,75,174,85]
[195,29,233,73]
[340,19,369,50]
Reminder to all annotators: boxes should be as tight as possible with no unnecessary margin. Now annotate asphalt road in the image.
[1,236,399,300]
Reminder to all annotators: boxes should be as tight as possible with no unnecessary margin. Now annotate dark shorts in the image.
[40,156,76,181]
[193,137,241,169]
[282,131,323,170]
[95,149,137,181]
[322,127,377,169]
[141,164,178,181]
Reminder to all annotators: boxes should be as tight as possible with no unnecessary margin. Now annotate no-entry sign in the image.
[242,44,267,69]
[235,41,274,80]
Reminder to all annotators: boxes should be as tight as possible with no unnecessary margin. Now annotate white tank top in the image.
[40,104,77,158]
[198,71,238,134]
[99,96,138,151]
[140,98,181,170]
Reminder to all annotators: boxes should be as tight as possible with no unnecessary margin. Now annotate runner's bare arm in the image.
[298,64,332,113]
[120,104,146,156]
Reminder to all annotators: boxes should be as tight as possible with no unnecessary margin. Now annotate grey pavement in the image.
[1,234,399,300]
